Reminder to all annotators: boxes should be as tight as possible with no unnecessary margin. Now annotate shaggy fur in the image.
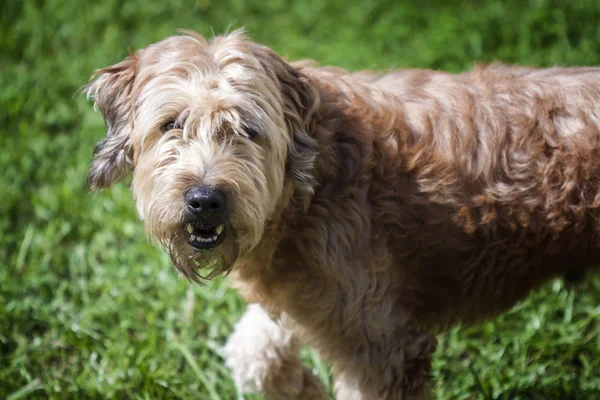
[86,30,600,399]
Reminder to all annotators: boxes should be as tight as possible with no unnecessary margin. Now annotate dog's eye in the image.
[244,126,259,140]
[161,120,181,133]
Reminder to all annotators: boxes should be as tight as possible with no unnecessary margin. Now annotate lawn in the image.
[2,0,600,399]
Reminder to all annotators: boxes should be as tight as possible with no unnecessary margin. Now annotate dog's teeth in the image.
[190,231,221,245]
[187,224,193,234]
[215,224,224,235]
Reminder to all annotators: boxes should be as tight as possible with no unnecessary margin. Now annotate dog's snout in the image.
[185,186,227,217]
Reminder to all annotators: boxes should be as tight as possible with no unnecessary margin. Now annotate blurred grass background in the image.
[2,0,600,399]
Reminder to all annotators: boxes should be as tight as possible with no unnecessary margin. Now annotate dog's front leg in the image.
[333,325,437,400]
[224,303,328,399]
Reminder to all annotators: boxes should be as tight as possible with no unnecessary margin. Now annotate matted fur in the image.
[86,30,600,399]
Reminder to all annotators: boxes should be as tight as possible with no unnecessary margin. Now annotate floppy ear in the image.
[278,60,319,193]
[257,48,319,193]
[84,56,137,190]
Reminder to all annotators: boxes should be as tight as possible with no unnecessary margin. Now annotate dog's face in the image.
[86,31,317,281]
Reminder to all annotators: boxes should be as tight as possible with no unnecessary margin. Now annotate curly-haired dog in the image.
[85,30,600,399]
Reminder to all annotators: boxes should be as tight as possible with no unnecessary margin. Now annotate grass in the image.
[2,0,600,398]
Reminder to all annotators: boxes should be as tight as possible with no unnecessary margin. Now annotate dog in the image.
[85,29,600,399]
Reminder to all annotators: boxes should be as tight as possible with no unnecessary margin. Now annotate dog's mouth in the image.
[184,222,226,250]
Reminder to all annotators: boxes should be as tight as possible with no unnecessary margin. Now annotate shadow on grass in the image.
[492,384,599,400]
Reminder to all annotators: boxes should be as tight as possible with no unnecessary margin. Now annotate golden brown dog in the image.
[86,29,600,399]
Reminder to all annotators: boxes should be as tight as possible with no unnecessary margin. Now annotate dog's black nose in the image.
[184,186,227,217]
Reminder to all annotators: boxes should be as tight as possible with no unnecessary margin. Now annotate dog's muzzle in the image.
[183,186,228,250]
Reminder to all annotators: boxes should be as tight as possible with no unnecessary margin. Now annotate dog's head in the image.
[85,30,318,281]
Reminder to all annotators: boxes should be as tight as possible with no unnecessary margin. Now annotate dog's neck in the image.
[229,70,410,311]
[228,178,297,306]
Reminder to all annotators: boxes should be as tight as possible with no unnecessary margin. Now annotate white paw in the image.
[224,304,295,394]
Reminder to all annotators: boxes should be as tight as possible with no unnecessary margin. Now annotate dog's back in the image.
[302,63,600,328]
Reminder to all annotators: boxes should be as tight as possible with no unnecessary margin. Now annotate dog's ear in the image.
[84,56,137,190]
[258,48,319,193]
[279,61,319,193]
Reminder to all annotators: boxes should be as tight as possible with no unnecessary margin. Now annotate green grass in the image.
[2,0,600,398]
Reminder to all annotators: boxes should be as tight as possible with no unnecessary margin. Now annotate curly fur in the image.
[86,30,600,399]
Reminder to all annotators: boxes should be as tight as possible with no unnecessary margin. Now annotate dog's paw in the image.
[223,304,296,394]
[224,304,328,399]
